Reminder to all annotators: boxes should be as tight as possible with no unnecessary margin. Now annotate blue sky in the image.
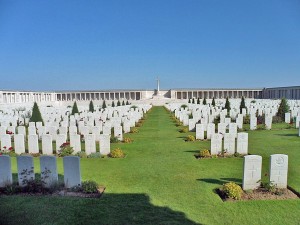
[0,0,300,91]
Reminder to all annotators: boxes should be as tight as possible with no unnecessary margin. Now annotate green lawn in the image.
[1,106,300,225]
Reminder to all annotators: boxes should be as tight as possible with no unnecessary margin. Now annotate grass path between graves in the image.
[1,106,300,225]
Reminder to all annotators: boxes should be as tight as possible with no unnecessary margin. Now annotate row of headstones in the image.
[0,123,126,138]
[0,133,110,155]
[210,133,248,155]
[243,154,288,190]
[0,155,81,188]
[195,123,238,140]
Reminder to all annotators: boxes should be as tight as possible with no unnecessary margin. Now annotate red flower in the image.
[3,146,6,149]
[8,147,13,151]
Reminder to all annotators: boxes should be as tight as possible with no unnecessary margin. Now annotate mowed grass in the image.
[1,106,300,225]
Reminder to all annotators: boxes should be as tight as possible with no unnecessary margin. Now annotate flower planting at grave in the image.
[108,148,125,158]
[0,146,15,156]
[57,142,74,157]
[130,127,139,133]
[123,137,133,143]
[185,135,195,142]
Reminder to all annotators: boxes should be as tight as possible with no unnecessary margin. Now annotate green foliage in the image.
[203,98,207,105]
[197,97,200,104]
[260,180,276,193]
[192,98,195,104]
[131,105,138,109]
[212,97,215,106]
[75,151,88,158]
[243,114,250,124]
[199,149,210,158]
[130,127,139,133]
[109,148,125,158]
[102,100,107,109]
[188,99,191,103]
[225,97,231,112]
[57,143,74,157]
[272,116,283,123]
[277,98,290,120]
[257,124,266,130]
[181,104,188,109]
[110,136,120,143]
[30,102,44,124]
[185,135,195,142]
[89,100,94,112]
[179,127,188,133]
[240,96,246,113]
[88,152,102,158]
[71,101,79,115]
[117,100,121,106]
[112,101,115,107]
[122,100,125,106]
[126,100,130,105]
[123,137,133,143]
[81,180,99,193]
[222,182,243,200]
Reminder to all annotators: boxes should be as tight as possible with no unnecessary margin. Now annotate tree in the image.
[102,100,107,109]
[212,97,216,107]
[117,100,121,106]
[71,101,79,115]
[126,100,130,105]
[188,99,191,103]
[89,100,94,112]
[197,97,200,104]
[30,102,44,124]
[240,96,246,113]
[192,98,195,104]
[277,98,290,120]
[203,98,207,105]
[122,100,125,106]
[225,97,231,112]
[112,101,115,107]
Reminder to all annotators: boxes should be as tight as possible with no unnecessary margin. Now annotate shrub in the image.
[109,148,125,158]
[199,149,210,158]
[225,97,231,112]
[181,104,188,109]
[102,100,107,109]
[30,102,44,124]
[272,116,283,123]
[203,98,207,105]
[176,121,183,127]
[89,100,94,112]
[130,128,139,133]
[88,152,102,158]
[243,115,250,124]
[71,101,79,115]
[123,137,133,143]
[136,122,142,127]
[240,96,246,113]
[179,127,188,133]
[75,151,88,158]
[277,98,289,120]
[81,180,99,193]
[186,135,195,142]
[110,136,120,143]
[222,182,243,200]
[212,97,216,107]
[57,142,74,157]
[257,124,266,130]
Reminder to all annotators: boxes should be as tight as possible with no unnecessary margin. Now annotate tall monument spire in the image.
[156,77,160,93]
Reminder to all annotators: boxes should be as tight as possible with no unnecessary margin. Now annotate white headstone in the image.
[242,155,262,190]
[100,134,110,155]
[223,133,235,154]
[114,126,123,141]
[40,155,58,188]
[196,124,204,140]
[14,134,25,154]
[63,156,81,188]
[70,134,81,153]
[1,134,12,150]
[269,154,288,188]
[17,156,34,187]
[28,135,39,154]
[85,134,96,155]
[56,134,67,151]
[0,155,12,187]
[206,123,215,140]
[42,135,53,155]
[210,134,222,155]
[237,133,248,155]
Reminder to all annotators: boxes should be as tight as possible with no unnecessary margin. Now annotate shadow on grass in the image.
[274,133,299,137]
[197,178,242,186]
[0,193,202,225]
